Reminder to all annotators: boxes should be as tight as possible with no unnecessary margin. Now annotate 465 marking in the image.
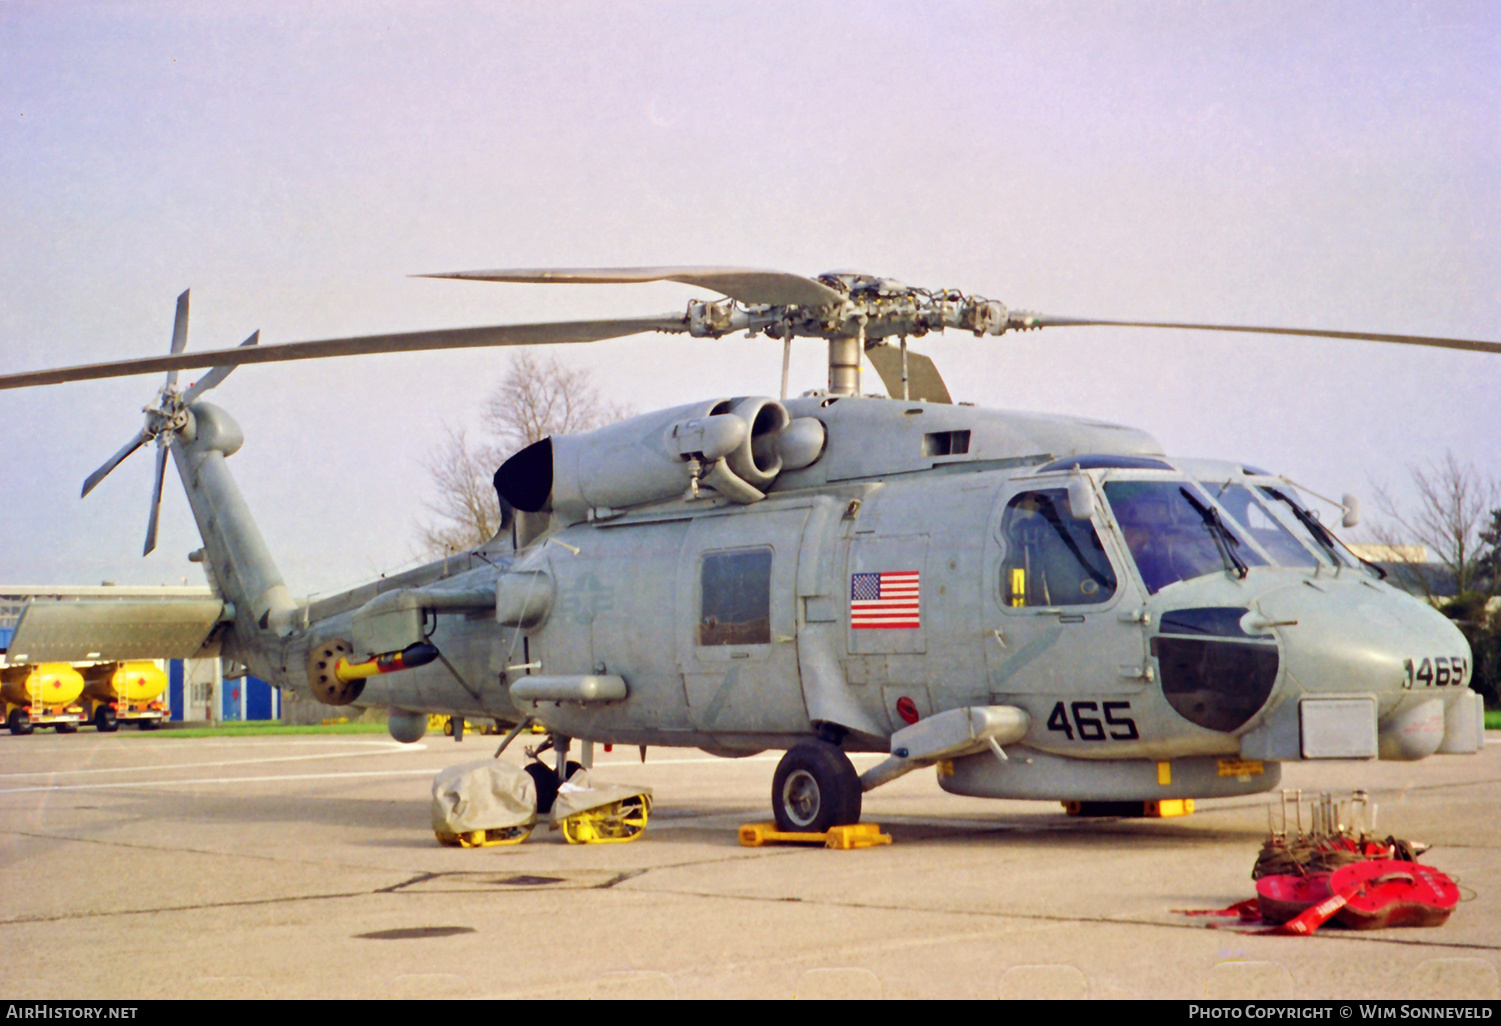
[1403,656,1469,689]
[1046,700,1139,741]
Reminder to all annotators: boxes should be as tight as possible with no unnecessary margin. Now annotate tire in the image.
[55,722,78,734]
[95,707,118,733]
[8,709,33,736]
[138,720,160,731]
[771,741,862,833]
[525,759,584,815]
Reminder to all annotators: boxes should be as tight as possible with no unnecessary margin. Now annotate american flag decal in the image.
[850,571,921,629]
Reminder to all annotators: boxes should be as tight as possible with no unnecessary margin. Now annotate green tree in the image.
[1465,508,1501,708]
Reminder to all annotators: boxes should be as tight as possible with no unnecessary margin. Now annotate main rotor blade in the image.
[1010,314,1501,356]
[180,330,260,404]
[143,441,169,557]
[166,289,190,389]
[81,429,151,498]
[0,316,687,391]
[865,344,953,404]
[419,266,846,307]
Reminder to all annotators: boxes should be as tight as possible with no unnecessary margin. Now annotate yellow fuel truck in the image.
[2,663,85,734]
[78,660,169,731]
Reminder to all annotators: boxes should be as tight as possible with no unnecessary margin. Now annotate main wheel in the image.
[771,741,862,833]
[95,707,118,733]
[8,709,33,736]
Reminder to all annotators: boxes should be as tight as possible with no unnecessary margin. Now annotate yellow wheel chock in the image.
[434,824,534,848]
[738,822,892,850]
[558,793,652,845]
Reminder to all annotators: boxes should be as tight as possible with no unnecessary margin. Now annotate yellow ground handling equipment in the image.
[432,759,538,847]
[78,660,168,732]
[430,761,653,846]
[551,772,653,844]
[738,822,893,850]
[2,663,85,734]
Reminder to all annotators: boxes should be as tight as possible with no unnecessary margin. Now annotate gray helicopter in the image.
[4,268,1497,832]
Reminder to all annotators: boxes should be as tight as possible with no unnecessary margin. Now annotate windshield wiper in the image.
[1263,488,1387,580]
[1180,487,1249,579]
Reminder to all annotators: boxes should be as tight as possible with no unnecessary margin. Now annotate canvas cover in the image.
[431,759,537,834]
[550,769,653,823]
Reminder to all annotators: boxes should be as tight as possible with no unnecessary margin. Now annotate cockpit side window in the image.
[1103,480,1267,594]
[999,489,1117,607]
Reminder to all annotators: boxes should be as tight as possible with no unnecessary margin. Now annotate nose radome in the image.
[1255,580,1471,697]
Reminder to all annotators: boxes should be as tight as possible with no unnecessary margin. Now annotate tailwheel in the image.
[559,793,652,845]
[771,740,862,833]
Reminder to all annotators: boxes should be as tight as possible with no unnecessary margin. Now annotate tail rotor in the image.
[78,289,259,555]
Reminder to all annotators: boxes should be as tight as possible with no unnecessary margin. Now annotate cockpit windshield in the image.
[1254,485,1370,572]
[1103,480,1267,594]
[1199,481,1322,569]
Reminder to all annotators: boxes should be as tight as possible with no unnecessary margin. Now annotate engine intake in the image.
[493,397,823,524]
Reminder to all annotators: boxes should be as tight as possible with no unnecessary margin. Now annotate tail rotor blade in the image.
[143,441,169,556]
[81,429,151,498]
[181,330,259,404]
[166,289,190,389]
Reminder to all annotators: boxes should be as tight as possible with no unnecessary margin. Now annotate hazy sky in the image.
[2,1,1497,596]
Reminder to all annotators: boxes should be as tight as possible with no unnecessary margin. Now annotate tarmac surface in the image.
[1,727,1498,1000]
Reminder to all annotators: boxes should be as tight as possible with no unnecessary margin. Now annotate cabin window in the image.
[999,489,1117,607]
[699,547,773,646]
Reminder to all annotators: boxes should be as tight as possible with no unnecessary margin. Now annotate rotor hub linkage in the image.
[680,275,1031,397]
[144,396,190,435]
[684,274,1017,347]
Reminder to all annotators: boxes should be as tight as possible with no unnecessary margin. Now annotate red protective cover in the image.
[1255,872,1333,925]
[1328,859,1459,930]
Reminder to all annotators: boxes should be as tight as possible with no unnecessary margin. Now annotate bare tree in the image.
[1369,451,1500,601]
[483,350,618,455]
[418,352,628,554]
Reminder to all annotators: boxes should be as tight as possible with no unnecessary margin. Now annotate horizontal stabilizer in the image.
[6,598,225,662]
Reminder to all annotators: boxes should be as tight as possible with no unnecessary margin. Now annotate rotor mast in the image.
[828,330,863,396]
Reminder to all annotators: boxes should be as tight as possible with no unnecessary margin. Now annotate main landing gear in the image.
[771,740,862,833]
[513,729,582,815]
